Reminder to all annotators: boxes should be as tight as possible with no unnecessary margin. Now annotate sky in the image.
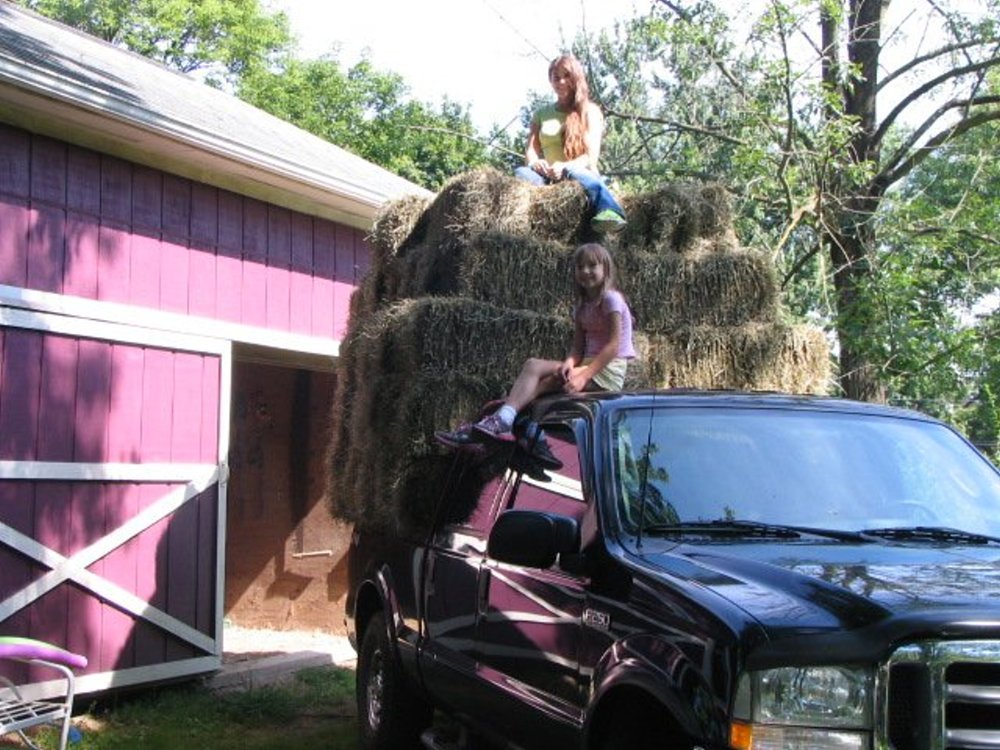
[273,0,643,132]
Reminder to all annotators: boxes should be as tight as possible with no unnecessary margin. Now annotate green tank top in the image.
[533,104,567,162]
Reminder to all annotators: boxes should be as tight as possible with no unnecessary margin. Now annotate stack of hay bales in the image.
[328,168,831,532]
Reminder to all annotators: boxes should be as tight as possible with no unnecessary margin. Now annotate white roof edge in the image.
[0,12,432,226]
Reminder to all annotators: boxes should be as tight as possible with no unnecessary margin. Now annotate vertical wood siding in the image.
[0,325,220,677]
[0,123,369,340]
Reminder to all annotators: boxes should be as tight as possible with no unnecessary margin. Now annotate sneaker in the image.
[528,437,563,470]
[477,399,506,420]
[591,209,626,234]
[471,414,516,444]
[510,451,552,482]
[435,424,484,453]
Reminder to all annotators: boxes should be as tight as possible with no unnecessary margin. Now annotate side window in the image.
[434,453,511,542]
[508,424,586,524]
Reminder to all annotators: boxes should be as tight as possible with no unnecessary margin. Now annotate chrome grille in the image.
[881,641,1000,750]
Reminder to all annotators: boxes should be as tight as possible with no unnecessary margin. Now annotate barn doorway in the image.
[223,355,351,634]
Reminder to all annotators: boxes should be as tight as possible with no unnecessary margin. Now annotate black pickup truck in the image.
[345,391,1000,750]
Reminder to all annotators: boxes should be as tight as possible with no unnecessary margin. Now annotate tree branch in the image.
[878,98,1000,189]
[603,107,745,145]
[877,38,999,92]
[875,56,1000,144]
[402,125,523,158]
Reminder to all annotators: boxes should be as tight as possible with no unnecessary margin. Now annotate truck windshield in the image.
[610,406,1000,538]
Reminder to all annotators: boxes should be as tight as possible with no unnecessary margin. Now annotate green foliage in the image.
[16,0,508,188]
[576,0,1000,407]
[965,383,1000,462]
[26,666,358,749]
[237,54,505,190]
[15,0,293,86]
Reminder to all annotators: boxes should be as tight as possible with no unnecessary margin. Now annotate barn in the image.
[0,4,429,697]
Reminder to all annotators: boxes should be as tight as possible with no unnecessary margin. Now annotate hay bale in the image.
[528,179,590,242]
[619,181,735,253]
[328,169,830,534]
[389,170,590,299]
[691,182,733,238]
[619,183,698,253]
[458,232,574,316]
[369,193,432,259]
[421,168,532,246]
[630,323,832,394]
[617,243,780,331]
[327,297,574,530]
[354,296,572,383]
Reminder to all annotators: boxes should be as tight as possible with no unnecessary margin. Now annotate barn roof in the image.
[0,3,431,229]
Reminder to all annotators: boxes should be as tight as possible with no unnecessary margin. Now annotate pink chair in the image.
[0,637,88,750]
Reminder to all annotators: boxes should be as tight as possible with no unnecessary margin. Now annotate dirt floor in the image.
[221,624,356,667]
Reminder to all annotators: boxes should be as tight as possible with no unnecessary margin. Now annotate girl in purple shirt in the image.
[438,243,634,453]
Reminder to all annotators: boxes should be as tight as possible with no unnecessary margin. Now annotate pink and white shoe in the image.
[472,414,516,443]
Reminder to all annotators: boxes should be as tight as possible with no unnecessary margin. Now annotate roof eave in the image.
[0,54,430,229]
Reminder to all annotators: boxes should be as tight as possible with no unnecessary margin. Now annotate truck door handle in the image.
[477,568,490,617]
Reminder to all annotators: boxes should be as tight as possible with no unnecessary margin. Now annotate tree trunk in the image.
[822,0,890,402]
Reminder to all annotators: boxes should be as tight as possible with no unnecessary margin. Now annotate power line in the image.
[478,0,553,61]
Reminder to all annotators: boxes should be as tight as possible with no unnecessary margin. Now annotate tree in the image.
[18,0,512,189]
[237,55,506,190]
[581,0,1000,402]
[15,0,293,87]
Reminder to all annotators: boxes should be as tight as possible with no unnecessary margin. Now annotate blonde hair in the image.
[548,54,591,161]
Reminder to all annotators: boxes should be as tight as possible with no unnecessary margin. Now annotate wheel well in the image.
[587,686,690,750]
[353,581,384,646]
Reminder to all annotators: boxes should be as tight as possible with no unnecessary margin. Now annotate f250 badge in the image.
[583,608,610,631]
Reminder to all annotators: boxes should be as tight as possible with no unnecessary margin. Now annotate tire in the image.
[595,702,693,750]
[356,611,433,750]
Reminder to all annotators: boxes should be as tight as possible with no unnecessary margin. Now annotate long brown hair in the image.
[572,243,616,303]
[548,54,590,160]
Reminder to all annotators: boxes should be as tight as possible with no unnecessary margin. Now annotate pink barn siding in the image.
[0,199,28,287]
[0,327,221,676]
[312,220,336,339]
[289,213,314,335]
[188,184,218,320]
[27,205,66,294]
[0,122,371,339]
[266,206,291,332]
[0,119,386,688]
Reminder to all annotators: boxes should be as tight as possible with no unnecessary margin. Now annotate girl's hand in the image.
[531,159,552,178]
[558,358,575,382]
[549,161,568,180]
[563,367,590,394]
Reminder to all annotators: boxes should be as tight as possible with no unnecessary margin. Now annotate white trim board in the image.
[0,284,340,358]
[0,469,219,653]
[16,656,221,702]
[0,461,218,482]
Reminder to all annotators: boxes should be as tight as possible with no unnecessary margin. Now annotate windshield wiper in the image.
[642,520,879,543]
[642,520,803,539]
[858,526,999,545]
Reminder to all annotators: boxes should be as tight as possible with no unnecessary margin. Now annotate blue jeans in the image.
[514,165,625,218]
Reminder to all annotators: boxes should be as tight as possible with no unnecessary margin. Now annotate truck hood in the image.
[642,538,1000,640]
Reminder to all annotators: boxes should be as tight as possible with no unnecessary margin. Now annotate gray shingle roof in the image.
[0,2,431,228]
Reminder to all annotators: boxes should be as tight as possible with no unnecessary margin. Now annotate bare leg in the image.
[504,358,564,412]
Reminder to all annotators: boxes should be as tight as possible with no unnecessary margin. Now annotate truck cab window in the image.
[508,424,586,525]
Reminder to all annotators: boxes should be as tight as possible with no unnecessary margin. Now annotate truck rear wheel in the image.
[356,611,433,750]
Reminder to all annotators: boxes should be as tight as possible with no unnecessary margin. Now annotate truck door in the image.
[420,453,511,714]
[475,424,590,746]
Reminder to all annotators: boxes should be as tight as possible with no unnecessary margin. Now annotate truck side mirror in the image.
[487,510,580,568]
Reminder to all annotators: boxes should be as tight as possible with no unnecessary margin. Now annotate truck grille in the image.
[883,641,1000,750]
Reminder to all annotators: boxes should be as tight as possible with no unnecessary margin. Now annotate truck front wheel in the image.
[356,611,433,750]
[594,698,694,750]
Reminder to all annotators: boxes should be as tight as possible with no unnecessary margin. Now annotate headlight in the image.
[731,666,873,750]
